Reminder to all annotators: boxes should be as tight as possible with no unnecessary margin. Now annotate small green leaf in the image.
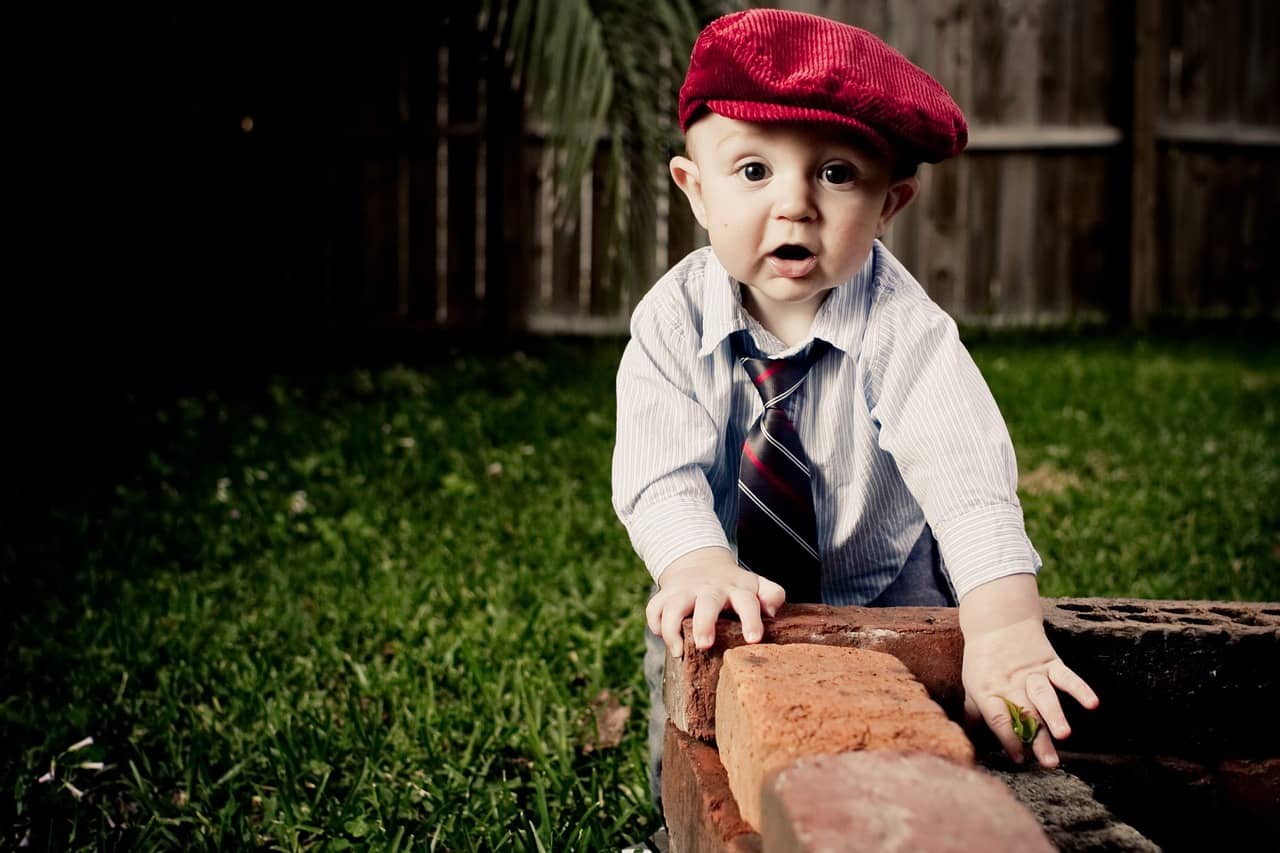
[1001,697,1039,744]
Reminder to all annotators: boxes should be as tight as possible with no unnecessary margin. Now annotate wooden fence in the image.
[342,0,1278,333]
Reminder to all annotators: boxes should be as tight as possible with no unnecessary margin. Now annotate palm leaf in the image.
[483,0,740,298]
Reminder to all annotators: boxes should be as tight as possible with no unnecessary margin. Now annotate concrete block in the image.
[1043,598,1280,756]
[989,764,1158,852]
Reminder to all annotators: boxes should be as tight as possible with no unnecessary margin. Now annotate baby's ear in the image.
[878,175,918,233]
[669,155,709,229]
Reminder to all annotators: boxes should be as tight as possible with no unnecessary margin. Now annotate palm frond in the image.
[484,0,741,296]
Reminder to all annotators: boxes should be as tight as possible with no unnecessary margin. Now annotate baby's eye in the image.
[738,162,769,182]
[820,162,856,185]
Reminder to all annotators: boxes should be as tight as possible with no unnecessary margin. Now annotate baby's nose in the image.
[773,174,817,221]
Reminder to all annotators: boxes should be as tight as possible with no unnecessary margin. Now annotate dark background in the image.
[9,9,471,536]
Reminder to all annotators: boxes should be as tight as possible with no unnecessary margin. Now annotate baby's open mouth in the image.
[766,245,819,279]
[772,244,814,260]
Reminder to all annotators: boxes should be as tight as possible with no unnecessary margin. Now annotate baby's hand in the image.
[961,615,1100,767]
[646,547,786,658]
[959,575,1100,768]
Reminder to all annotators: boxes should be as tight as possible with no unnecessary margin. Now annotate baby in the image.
[610,8,1099,805]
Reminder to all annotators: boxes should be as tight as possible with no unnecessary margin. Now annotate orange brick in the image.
[762,752,1054,852]
[661,723,762,853]
[716,644,973,830]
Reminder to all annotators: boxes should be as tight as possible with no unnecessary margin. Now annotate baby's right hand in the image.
[646,547,787,658]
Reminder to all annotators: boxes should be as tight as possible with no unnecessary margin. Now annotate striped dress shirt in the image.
[611,242,1040,604]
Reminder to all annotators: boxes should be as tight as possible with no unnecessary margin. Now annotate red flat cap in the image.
[678,9,967,164]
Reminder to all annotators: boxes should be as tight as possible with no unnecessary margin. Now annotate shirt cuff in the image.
[932,503,1041,600]
[625,497,731,583]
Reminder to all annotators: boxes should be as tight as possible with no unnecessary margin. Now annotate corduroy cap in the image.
[678,9,967,164]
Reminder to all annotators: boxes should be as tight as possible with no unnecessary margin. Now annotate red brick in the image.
[715,644,973,830]
[1217,758,1280,828]
[662,722,762,853]
[762,752,1054,852]
[664,603,961,742]
[1057,751,1280,844]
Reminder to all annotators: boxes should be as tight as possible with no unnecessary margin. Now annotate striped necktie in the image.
[733,333,831,603]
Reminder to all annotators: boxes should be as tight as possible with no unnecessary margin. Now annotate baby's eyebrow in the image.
[715,132,753,152]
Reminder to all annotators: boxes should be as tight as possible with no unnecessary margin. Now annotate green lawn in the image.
[4,333,1278,850]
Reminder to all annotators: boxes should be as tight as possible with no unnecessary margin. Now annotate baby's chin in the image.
[739,274,842,304]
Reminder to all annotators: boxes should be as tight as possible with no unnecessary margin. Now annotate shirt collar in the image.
[696,243,879,360]
[697,250,747,357]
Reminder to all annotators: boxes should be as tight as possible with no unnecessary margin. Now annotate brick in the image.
[665,598,1280,757]
[715,644,973,830]
[662,722,762,853]
[1043,598,1280,756]
[664,603,962,742]
[762,752,1053,852]
[1217,758,1280,830]
[1057,751,1280,846]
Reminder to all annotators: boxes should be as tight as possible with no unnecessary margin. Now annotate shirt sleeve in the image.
[867,293,1040,600]
[611,292,730,582]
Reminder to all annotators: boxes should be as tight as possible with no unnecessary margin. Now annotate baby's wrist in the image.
[657,546,737,589]
[958,574,1043,635]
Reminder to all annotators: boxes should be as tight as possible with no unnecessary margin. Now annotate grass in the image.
[3,332,1278,850]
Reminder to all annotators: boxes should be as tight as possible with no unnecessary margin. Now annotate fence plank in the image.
[483,33,527,331]
[994,0,1043,321]
[1244,0,1280,124]
[407,51,438,325]
[589,145,622,318]
[446,15,480,327]
[1130,0,1160,329]
[435,45,450,325]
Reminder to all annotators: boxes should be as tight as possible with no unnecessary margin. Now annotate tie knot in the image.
[734,335,831,408]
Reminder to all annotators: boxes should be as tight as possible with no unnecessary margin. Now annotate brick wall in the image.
[660,598,1280,851]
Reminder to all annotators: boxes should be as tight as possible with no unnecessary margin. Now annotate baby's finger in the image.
[645,592,667,637]
[1049,662,1100,710]
[980,695,1026,763]
[755,575,787,617]
[1029,724,1060,768]
[660,593,694,659]
[727,588,764,643]
[1026,671,1071,740]
[692,589,728,650]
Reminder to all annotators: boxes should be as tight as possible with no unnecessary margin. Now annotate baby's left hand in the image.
[961,615,1100,768]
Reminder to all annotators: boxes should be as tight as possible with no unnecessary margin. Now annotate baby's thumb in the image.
[756,577,787,617]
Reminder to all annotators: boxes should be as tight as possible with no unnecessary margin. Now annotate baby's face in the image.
[672,114,915,318]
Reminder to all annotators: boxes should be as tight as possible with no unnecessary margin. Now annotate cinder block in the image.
[1043,598,1280,756]
[989,764,1159,852]
[664,603,961,742]
[715,644,973,831]
[762,752,1054,852]
[662,722,762,853]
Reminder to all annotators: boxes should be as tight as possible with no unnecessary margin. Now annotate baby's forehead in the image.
[686,114,888,164]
